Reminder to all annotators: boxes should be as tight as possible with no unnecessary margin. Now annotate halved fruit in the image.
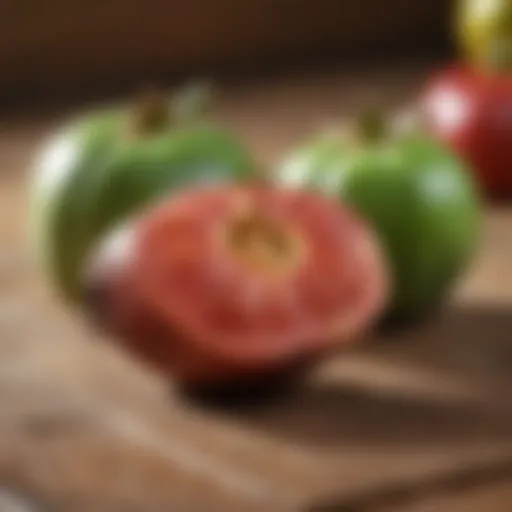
[85,185,388,387]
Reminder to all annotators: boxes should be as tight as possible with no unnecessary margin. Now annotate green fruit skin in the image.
[30,109,257,304]
[275,135,481,322]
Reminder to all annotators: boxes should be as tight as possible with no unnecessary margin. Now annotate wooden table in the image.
[0,63,511,512]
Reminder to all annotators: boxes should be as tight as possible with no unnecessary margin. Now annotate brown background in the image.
[1,0,452,107]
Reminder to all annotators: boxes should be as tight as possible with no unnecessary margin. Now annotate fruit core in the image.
[224,211,304,275]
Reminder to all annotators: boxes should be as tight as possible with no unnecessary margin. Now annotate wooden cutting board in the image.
[0,63,511,512]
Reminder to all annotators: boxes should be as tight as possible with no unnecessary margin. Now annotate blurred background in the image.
[1,1,512,512]
[0,0,451,106]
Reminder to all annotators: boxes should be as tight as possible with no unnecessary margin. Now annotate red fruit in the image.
[422,66,512,198]
[86,185,388,387]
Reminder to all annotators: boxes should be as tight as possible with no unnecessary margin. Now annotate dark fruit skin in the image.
[30,89,257,305]
[85,185,388,389]
[422,66,512,199]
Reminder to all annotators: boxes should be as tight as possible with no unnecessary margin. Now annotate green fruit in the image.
[274,118,481,323]
[30,86,257,304]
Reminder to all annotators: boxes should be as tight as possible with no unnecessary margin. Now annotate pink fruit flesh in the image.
[87,185,388,385]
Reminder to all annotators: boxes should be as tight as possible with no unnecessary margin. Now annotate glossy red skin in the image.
[88,185,388,386]
[422,67,512,198]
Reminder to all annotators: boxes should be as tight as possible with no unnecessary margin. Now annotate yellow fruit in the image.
[457,0,512,71]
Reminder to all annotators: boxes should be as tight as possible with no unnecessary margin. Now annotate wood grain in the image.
[1,63,512,511]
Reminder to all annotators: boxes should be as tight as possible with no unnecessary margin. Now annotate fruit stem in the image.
[485,37,512,73]
[356,105,388,144]
[131,88,172,136]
